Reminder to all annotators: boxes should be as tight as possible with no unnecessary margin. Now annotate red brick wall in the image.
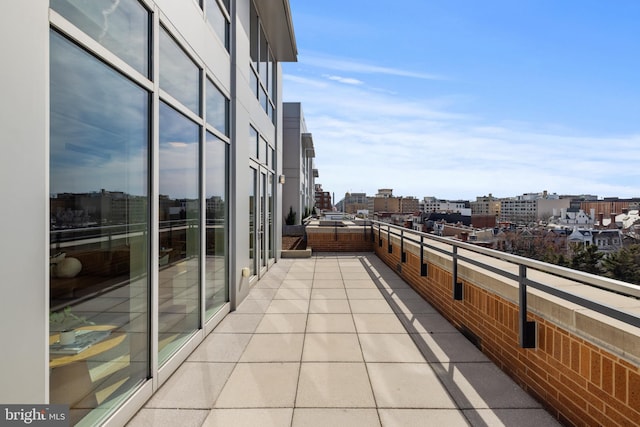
[306,228,374,252]
[375,234,640,426]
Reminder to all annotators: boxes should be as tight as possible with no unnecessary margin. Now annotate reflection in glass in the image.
[261,172,267,268]
[268,174,274,260]
[206,79,229,136]
[49,30,149,426]
[259,27,268,83]
[51,0,149,76]
[250,1,258,69]
[205,132,228,318]
[250,69,259,99]
[249,168,256,276]
[258,136,267,162]
[205,0,229,50]
[159,28,200,115]
[158,102,200,364]
[268,146,274,168]
[249,126,258,158]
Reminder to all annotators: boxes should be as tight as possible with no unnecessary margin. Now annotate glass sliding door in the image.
[249,166,271,276]
[268,173,274,261]
[260,172,267,270]
[249,168,257,276]
[158,102,200,364]
[49,29,150,426]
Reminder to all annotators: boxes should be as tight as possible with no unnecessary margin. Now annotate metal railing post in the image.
[387,225,392,253]
[453,246,463,300]
[400,229,406,262]
[519,264,537,348]
[420,235,428,276]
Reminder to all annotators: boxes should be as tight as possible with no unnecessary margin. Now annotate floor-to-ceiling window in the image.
[268,173,275,260]
[205,132,228,317]
[157,103,201,364]
[204,77,229,317]
[249,168,257,276]
[205,0,230,51]
[49,1,151,421]
[249,0,277,122]
[157,25,202,365]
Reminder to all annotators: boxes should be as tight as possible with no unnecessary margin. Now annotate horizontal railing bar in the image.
[524,277,640,328]
[372,220,640,332]
[372,220,640,299]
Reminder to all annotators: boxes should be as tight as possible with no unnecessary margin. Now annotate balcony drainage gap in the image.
[459,325,481,350]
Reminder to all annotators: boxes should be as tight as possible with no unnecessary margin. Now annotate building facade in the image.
[579,198,640,218]
[282,102,317,223]
[314,184,332,212]
[470,194,501,217]
[1,1,296,425]
[399,196,420,213]
[422,197,470,214]
[500,192,570,225]
[340,192,369,214]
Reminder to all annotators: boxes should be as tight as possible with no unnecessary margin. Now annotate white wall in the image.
[0,1,50,403]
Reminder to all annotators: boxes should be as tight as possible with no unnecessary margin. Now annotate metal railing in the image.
[371,220,640,348]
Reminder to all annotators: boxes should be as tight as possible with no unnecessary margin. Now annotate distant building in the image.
[568,228,623,254]
[372,196,401,213]
[400,196,420,213]
[471,194,501,217]
[283,103,317,223]
[500,191,570,224]
[579,198,640,218]
[370,189,399,213]
[339,192,368,214]
[368,189,419,214]
[422,196,470,215]
[471,214,498,229]
[549,208,596,228]
[314,184,332,212]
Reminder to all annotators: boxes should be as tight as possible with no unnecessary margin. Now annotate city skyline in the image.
[282,0,640,201]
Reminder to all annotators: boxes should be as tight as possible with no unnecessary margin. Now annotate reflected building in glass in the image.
[0,1,296,425]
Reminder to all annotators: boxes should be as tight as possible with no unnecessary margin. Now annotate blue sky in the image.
[282,0,640,202]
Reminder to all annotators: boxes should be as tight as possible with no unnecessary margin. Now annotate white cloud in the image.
[300,51,445,80]
[283,70,640,201]
[324,74,364,85]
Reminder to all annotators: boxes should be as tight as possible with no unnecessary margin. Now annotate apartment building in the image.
[400,196,420,213]
[1,1,296,425]
[314,184,332,212]
[500,192,570,225]
[283,102,317,223]
[470,194,501,216]
[339,192,369,214]
[579,197,640,218]
[422,197,471,215]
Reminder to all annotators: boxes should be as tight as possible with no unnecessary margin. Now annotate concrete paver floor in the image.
[128,254,561,427]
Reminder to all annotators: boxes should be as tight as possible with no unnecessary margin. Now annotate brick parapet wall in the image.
[374,233,640,426]
[306,225,374,252]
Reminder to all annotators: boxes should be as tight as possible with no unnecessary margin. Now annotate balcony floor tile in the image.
[292,408,380,427]
[296,362,375,408]
[302,333,363,362]
[204,409,292,427]
[130,254,561,427]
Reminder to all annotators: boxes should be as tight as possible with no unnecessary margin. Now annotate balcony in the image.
[128,252,564,426]
[125,218,640,426]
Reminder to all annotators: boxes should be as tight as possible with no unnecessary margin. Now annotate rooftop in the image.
[128,253,560,426]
